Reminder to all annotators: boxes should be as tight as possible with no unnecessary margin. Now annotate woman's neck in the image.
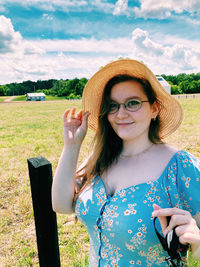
[122,138,153,157]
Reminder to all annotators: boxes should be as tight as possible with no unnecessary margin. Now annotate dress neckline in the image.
[98,150,183,198]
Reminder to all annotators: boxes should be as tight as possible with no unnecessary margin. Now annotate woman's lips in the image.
[116,122,134,126]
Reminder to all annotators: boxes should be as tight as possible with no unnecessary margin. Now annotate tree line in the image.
[0,78,88,99]
[161,73,200,94]
[0,73,200,97]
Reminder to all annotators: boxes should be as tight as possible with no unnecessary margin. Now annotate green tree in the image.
[188,80,200,94]
[171,84,182,94]
[179,80,189,94]
[0,85,9,96]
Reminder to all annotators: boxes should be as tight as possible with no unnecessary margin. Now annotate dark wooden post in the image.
[27,156,61,267]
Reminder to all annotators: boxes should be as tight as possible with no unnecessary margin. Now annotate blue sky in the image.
[0,0,200,84]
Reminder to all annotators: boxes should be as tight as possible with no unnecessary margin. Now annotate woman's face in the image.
[107,80,158,143]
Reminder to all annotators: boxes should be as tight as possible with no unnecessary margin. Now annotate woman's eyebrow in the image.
[110,96,141,102]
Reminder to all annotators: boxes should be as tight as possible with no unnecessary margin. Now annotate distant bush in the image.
[162,73,200,94]
[67,93,81,99]
[170,84,183,95]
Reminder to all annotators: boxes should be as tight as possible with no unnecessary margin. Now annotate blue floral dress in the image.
[75,151,200,266]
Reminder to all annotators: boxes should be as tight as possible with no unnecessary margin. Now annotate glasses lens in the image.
[108,103,118,113]
[126,99,141,111]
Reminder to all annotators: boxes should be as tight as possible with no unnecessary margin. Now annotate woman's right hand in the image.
[63,107,90,146]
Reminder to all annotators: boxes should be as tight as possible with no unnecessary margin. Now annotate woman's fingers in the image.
[63,108,90,134]
[152,206,194,236]
[175,223,195,237]
[179,231,200,246]
[164,214,192,236]
[63,109,71,125]
[71,107,76,118]
[76,110,83,120]
[153,203,160,211]
[152,207,190,217]
[63,108,82,124]
[63,109,70,119]
[81,111,90,129]
[152,206,200,252]
[153,204,168,234]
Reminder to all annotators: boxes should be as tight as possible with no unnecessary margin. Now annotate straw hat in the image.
[82,59,183,139]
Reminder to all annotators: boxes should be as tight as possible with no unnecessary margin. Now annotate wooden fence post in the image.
[27,156,61,267]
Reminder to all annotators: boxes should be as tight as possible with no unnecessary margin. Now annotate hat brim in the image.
[82,59,183,139]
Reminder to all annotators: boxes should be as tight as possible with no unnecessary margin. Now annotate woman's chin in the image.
[116,131,136,141]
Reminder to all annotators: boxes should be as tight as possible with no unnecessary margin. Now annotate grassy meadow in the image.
[0,96,10,102]
[11,95,68,101]
[0,98,200,266]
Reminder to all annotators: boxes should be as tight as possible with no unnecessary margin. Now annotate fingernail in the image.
[163,230,168,236]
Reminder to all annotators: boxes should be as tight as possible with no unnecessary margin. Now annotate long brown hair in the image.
[73,75,163,206]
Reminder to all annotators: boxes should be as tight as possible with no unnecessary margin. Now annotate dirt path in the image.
[4,96,16,102]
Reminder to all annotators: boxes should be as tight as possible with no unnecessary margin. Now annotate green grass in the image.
[0,99,200,266]
[0,96,10,102]
[12,95,26,101]
[45,95,68,101]
[12,95,70,101]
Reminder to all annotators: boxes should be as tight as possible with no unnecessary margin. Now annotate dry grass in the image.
[0,98,199,266]
[0,96,11,102]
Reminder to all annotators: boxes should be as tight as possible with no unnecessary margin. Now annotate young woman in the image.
[52,59,200,266]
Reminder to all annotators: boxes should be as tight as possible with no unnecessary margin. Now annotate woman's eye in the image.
[127,100,140,107]
[109,103,118,111]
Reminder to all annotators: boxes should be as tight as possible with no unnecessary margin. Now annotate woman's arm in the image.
[52,144,81,214]
[52,108,90,214]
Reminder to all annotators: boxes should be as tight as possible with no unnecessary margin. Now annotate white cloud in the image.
[0,16,121,83]
[1,0,87,9]
[186,17,200,25]
[112,0,200,18]
[131,28,164,57]
[113,0,129,16]
[42,13,54,20]
[129,28,200,74]
[0,16,200,85]
[134,0,200,19]
[0,16,44,55]
[1,0,200,19]
[0,0,114,13]
[0,50,113,84]
[0,16,22,54]
[0,36,131,84]
[31,38,133,54]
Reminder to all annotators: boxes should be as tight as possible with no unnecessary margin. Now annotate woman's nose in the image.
[116,104,128,118]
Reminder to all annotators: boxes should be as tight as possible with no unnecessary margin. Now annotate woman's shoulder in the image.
[153,144,199,175]
[167,146,200,165]
[152,143,179,168]
[155,143,178,155]
[155,143,198,162]
[159,145,200,174]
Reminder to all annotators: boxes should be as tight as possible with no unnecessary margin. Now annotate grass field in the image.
[0,99,200,266]
[0,96,10,102]
[11,95,68,101]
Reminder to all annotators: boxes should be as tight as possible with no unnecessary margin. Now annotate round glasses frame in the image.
[108,98,149,114]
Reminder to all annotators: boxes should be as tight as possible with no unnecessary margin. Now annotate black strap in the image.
[153,217,170,253]
[153,217,188,266]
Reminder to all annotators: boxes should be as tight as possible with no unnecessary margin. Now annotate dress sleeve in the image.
[175,151,200,218]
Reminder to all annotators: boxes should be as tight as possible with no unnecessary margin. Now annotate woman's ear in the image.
[151,101,159,119]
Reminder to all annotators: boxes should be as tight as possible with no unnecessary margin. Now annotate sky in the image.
[0,0,200,84]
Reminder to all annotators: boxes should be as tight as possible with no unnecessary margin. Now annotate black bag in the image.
[153,217,189,266]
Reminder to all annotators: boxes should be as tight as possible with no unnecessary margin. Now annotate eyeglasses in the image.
[108,98,149,114]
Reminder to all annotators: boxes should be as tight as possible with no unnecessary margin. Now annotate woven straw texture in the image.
[82,59,183,139]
